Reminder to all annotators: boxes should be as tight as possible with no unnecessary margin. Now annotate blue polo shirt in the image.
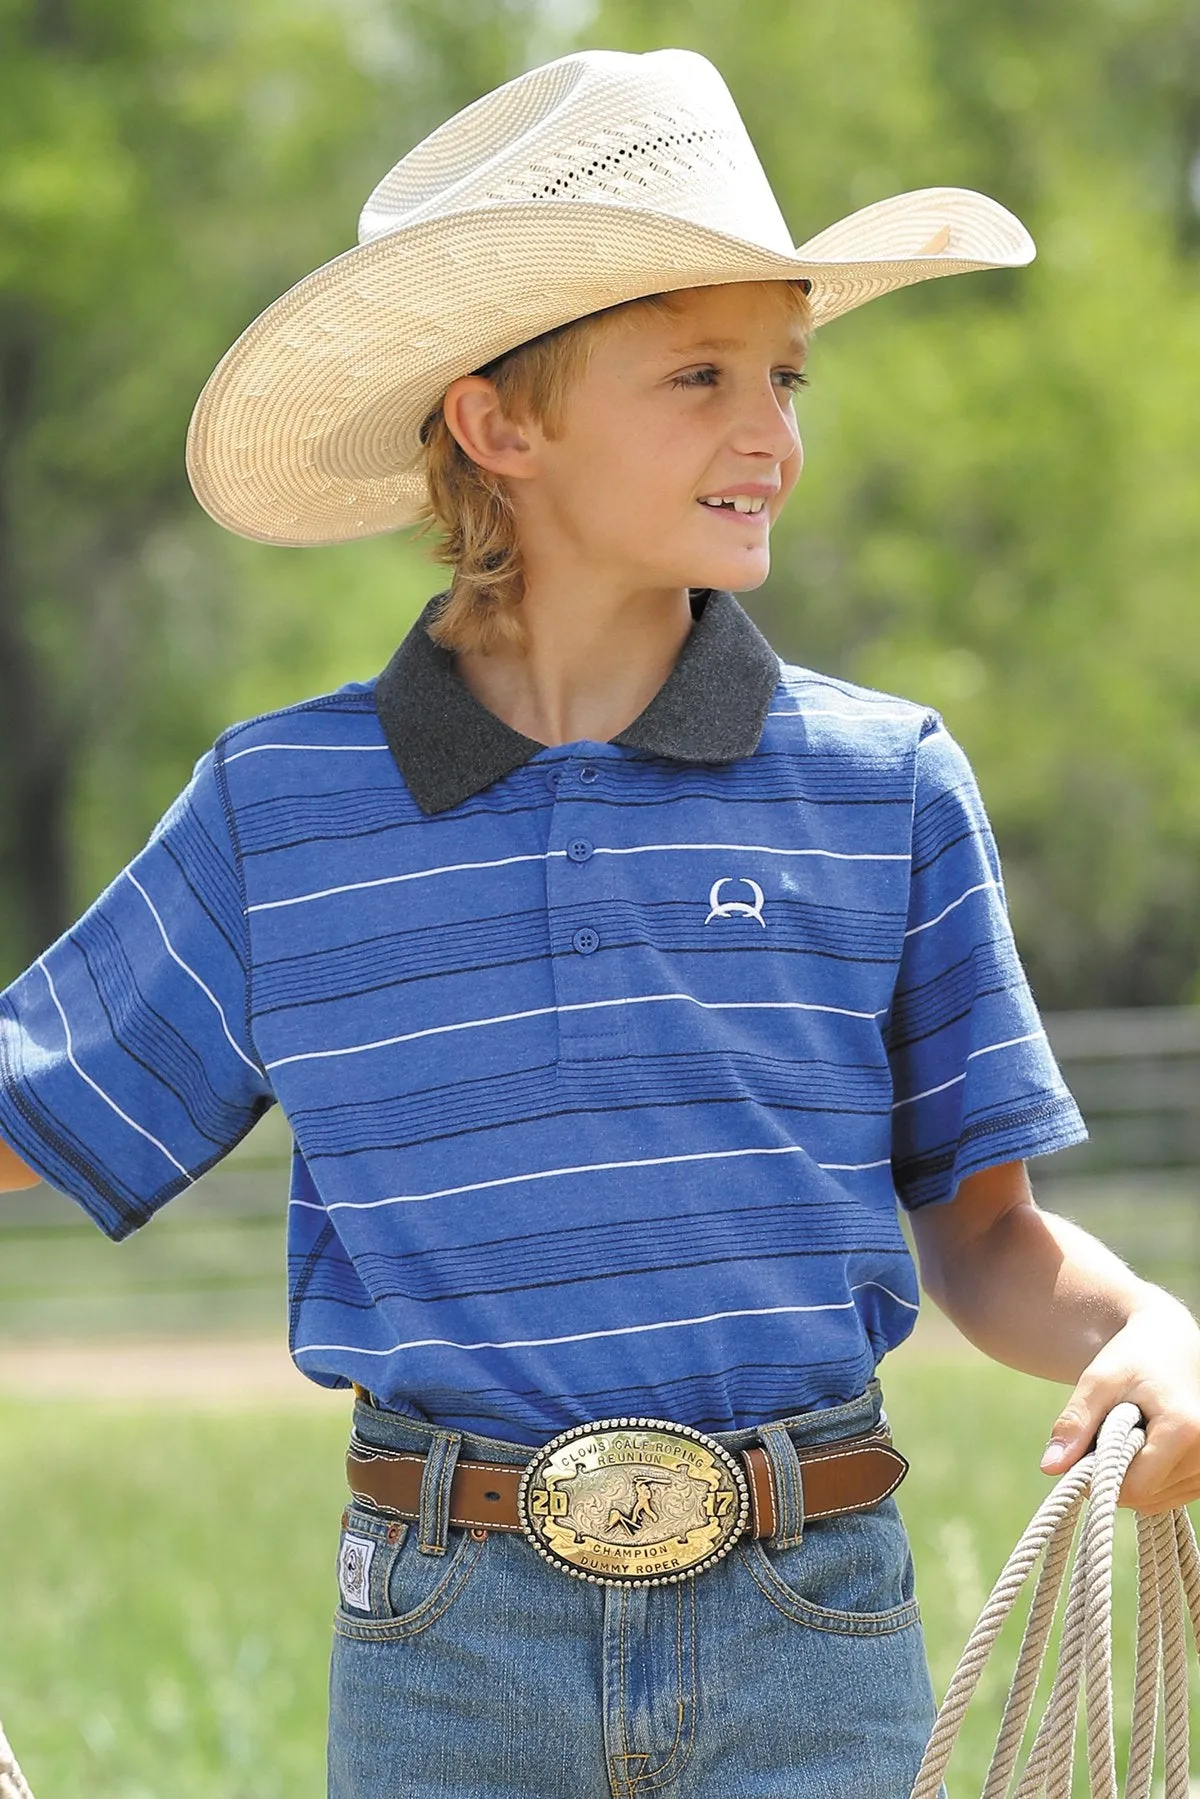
[0,592,1085,1442]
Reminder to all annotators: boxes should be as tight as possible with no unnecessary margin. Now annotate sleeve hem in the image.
[0,1088,168,1240]
[0,1086,275,1242]
[898,1094,1088,1211]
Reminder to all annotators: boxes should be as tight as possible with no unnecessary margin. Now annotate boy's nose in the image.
[729,385,802,462]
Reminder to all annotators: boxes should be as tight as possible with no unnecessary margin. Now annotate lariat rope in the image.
[909,1402,1199,1798]
[0,1720,33,1799]
[0,1406,1192,1799]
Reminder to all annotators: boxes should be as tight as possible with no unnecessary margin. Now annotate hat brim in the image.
[186,187,1033,546]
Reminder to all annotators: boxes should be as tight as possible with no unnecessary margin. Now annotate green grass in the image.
[0,1402,348,1799]
[2,1357,1196,1796]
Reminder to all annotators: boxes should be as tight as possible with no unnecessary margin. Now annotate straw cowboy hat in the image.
[186,46,1034,547]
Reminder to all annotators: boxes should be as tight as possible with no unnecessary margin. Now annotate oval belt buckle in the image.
[516,1416,750,1587]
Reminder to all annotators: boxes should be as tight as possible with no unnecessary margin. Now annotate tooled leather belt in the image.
[346,1415,908,1588]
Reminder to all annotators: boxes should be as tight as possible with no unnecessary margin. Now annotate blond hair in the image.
[417,281,813,656]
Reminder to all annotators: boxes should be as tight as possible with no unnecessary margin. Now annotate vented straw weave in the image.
[187,48,1034,546]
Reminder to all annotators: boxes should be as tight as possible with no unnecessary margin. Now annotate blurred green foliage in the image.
[1,0,1198,1007]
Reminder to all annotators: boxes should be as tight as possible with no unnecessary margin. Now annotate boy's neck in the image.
[454,577,696,748]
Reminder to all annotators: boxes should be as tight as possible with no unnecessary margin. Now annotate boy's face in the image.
[511,282,806,596]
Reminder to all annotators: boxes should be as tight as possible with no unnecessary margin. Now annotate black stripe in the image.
[294,1241,907,1309]
[909,826,982,880]
[296,1088,889,1164]
[252,939,896,1020]
[77,917,254,1148]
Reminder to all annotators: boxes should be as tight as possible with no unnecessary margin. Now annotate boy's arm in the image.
[0,1136,38,1190]
[910,1160,1200,1513]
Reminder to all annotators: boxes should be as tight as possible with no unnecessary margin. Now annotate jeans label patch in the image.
[338,1533,375,1610]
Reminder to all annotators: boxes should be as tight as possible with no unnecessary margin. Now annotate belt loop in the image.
[758,1422,805,1549]
[417,1430,463,1556]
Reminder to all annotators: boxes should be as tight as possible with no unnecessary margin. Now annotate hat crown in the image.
[358,49,795,256]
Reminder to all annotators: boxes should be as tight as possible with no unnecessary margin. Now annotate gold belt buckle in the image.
[516,1416,750,1587]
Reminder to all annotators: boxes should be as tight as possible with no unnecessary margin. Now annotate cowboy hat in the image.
[186,47,1034,547]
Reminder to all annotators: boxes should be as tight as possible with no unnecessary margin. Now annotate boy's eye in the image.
[668,367,810,392]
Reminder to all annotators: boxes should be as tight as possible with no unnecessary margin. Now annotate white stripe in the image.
[37,961,191,1178]
[224,741,392,763]
[892,1072,965,1110]
[904,880,1001,938]
[591,843,909,863]
[265,990,882,1072]
[248,851,557,913]
[249,839,910,914]
[316,1143,809,1212]
[294,1299,858,1360]
[125,873,261,1075]
[890,1029,1045,1111]
[766,706,918,720]
[817,1158,893,1172]
[852,1280,919,1311]
[966,1030,1044,1063]
[287,1150,894,1214]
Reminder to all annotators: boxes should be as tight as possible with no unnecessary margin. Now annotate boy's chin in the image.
[687,557,771,595]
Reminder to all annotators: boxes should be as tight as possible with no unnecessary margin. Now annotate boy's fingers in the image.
[1041,1383,1200,1508]
[1119,1412,1200,1510]
[1040,1374,1116,1474]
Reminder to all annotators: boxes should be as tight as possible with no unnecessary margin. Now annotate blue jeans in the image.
[327,1385,936,1798]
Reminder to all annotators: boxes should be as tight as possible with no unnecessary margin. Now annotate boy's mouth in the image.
[697,495,767,516]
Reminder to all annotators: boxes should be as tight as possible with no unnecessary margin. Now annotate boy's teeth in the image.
[699,496,765,513]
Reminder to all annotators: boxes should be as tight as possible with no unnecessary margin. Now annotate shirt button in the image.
[546,769,563,793]
[579,765,599,784]
[566,839,594,863]
[572,927,600,955]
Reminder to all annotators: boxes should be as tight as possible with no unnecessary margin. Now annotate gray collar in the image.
[373,589,780,815]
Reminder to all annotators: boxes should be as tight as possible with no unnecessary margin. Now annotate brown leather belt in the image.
[346,1426,907,1540]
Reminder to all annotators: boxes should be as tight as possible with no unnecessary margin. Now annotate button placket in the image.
[546,755,626,1060]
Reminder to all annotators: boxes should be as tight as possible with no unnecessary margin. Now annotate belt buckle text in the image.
[516,1416,750,1587]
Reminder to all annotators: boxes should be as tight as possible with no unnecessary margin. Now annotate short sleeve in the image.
[885,718,1086,1209]
[0,746,274,1239]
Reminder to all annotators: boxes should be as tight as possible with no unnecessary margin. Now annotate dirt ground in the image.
[0,1335,344,1405]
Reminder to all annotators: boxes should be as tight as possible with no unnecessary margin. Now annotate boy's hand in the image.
[911,1162,1200,1516]
[0,1135,39,1191]
[1041,1294,1200,1513]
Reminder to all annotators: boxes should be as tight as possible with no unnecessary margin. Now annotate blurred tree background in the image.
[1,0,1198,1009]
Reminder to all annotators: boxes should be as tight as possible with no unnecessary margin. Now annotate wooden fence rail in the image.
[1041,1007,1200,1175]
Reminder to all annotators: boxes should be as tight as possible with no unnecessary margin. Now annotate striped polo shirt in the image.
[0,591,1085,1442]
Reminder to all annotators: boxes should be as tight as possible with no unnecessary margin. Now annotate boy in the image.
[2,46,1199,1799]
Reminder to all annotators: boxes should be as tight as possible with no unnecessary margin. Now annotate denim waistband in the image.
[349,1382,885,1468]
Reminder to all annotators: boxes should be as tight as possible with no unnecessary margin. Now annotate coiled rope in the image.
[0,1720,33,1799]
[910,1402,1199,1797]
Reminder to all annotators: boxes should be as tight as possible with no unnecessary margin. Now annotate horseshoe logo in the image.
[705,877,766,927]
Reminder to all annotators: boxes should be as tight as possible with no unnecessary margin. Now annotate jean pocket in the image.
[333,1502,486,1642]
[740,1498,922,1636]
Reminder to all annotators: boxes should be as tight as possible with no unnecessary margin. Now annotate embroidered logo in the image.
[705,877,766,927]
[338,1533,376,1610]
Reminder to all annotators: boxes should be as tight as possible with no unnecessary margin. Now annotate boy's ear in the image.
[442,375,538,480]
